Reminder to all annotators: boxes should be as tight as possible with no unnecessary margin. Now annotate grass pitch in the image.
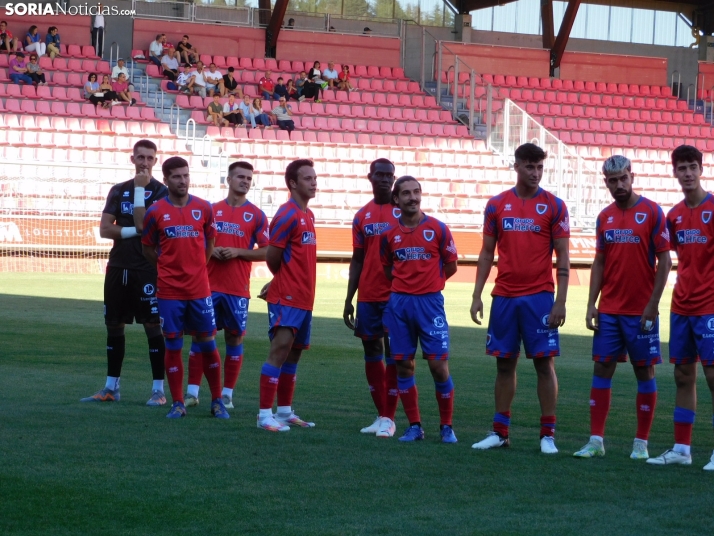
[1,273,713,535]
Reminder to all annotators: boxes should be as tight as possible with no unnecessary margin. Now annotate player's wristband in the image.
[120,226,139,239]
[134,187,145,208]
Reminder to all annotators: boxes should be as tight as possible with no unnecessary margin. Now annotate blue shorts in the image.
[592,314,661,366]
[354,301,388,340]
[212,292,249,337]
[486,292,559,359]
[268,302,312,349]
[383,292,449,360]
[669,313,714,366]
[158,296,217,339]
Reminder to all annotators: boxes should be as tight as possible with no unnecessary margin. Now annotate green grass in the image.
[1,273,713,535]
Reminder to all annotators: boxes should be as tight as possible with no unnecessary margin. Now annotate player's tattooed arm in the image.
[557,267,569,279]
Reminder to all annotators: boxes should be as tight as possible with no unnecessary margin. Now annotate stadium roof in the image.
[457,0,701,12]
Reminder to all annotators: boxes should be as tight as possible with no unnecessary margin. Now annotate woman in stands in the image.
[286,79,299,101]
[99,74,119,108]
[24,25,47,57]
[85,73,108,107]
[308,60,327,101]
[337,65,354,92]
[251,97,272,127]
[45,26,60,59]
[26,54,46,86]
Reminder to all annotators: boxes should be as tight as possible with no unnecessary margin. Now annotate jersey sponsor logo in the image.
[423,229,435,241]
[143,284,155,295]
[393,207,401,218]
[707,318,714,332]
[192,210,202,221]
[215,221,244,237]
[536,204,547,215]
[676,229,707,244]
[301,231,317,245]
[433,316,445,328]
[364,222,391,236]
[703,211,712,224]
[635,212,647,224]
[164,225,199,238]
[121,201,133,214]
[394,247,431,261]
[604,229,640,243]
[243,212,254,223]
[502,217,541,232]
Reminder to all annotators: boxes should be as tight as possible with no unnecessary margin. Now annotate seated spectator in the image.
[175,70,192,93]
[363,27,372,35]
[222,67,243,98]
[112,58,134,91]
[176,34,199,67]
[329,26,336,32]
[99,74,118,108]
[161,51,179,81]
[187,61,207,98]
[205,63,224,97]
[323,62,339,88]
[338,64,354,92]
[26,53,46,85]
[308,61,328,100]
[299,72,321,103]
[295,71,308,98]
[286,79,298,101]
[112,72,135,106]
[258,70,275,101]
[45,26,61,58]
[9,52,33,85]
[207,94,229,127]
[148,34,164,67]
[239,94,257,129]
[252,97,272,127]
[85,73,106,106]
[223,94,243,126]
[271,97,295,132]
[0,21,19,52]
[286,18,295,29]
[25,25,47,56]
[273,77,289,100]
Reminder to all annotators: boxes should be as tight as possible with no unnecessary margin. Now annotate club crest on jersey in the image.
[143,284,154,295]
[192,210,202,221]
[144,191,152,200]
[536,204,547,215]
[433,316,445,328]
[635,213,647,224]
[205,296,213,307]
[423,229,435,241]
[703,211,712,224]
[393,207,401,218]
[238,298,247,309]
[243,212,254,223]
[541,314,550,327]
[707,318,714,331]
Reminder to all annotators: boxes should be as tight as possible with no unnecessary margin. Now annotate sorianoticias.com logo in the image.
[4,3,135,16]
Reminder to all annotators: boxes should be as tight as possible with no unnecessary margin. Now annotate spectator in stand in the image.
[252,97,272,127]
[187,61,208,98]
[258,70,275,101]
[113,72,135,106]
[239,94,257,129]
[207,94,229,127]
[271,97,295,132]
[84,73,105,106]
[323,62,339,88]
[300,74,320,103]
[295,71,308,98]
[9,52,33,85]
[161,51,180,82]
[45,26,61,58]
[286,79,298,101]
[176,35,199,67]
[221,67,243,98]
[112,58,134,92]
[91,8,105,57]
[273,76,289,101]
[337,64,354,92]
[26,54,47,86]
[223,94,243,126]
[363,27,372,35]
[205,63,224,97]
[329,26,336,32]
[99,74,118,108]
[149,34,164,67]
[24,25,47,57]
[308,61,328,101]
[0,20,19,52]
[286,18,295,29]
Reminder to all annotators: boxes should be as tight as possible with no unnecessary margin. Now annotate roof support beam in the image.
[264,0,289,58]
[541,0,554,50]
[550,0,581,76]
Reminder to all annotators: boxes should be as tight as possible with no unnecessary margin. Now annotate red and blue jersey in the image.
[380,214,457,295]
[142,195,215,300]
[667,193,714,316]
[595,196,669,315]
[484,187,569,297]
[266,198,317,311]
[208,199,269,298]
[352,200,401,302]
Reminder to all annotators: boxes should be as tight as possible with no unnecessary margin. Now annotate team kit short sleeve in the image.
[141,196,216,300]
[595,197,669,315]
[667,193,714,316]
[352,200,401,302]
[208,200,269,298]
[484,188,570,297]
[380,215,458,295]
[266,199,317,311]
[102,177,167,271]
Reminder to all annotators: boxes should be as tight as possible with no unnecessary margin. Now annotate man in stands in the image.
[344,159,400,438]
[222,67,243,98]
[258,70,275,101]
[161,51,180,82]
[187,61,208,99]
[176,35,199,67]
[271,97,295,132]
[239,94,257,129]
[647,145,714,470]
[323,62,339,88]
[574,155,671,460]
[112,58,135,92]
[141,156,228,420]
[207,94,229,127]
[148,34,164,67]
[205,63,224,98]
[380,176,459,443]
[0,21,19,52]
[81,140,167,406]
[273,77,289,101]
[223,94,243,126]
[184,162,269,409]
[295,71,308,99]
[470,143,570,454]
[257,159,318,432]
[9,52,32,85]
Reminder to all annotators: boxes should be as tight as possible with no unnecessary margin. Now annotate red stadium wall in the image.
[438,43,550,79]
[559,51,667,86]
[0,14,92,45]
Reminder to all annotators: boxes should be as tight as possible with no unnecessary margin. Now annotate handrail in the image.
[671,70,681,98]
[686,83,695,105]
[169,102,180,134]
[183,118,196,149]
[108,42,119,66]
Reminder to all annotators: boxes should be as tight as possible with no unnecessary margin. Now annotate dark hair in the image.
[313,61,320,67]
[29,25,37,34]
[228,161,254,174]
[285,158,314,189]
[183,35,189,39]
[369,158,394,176]
[155,34,162,40]
[277,77,283,82]
[0,21,7,25]
[133,139,157,154]
[89,72,98,80]
[514,142,547,163]
[671,144,702,168]
[391,175,420,205]
[47,26,56,34]
[227,66,234,72]
[162,156,189,178]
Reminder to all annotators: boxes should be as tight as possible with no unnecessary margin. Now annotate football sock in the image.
[434,376,454,426]
[673,406,695,454]
[277,362,298,408]
[259,362,281,410]
[152,380,164,392]
[187,342,202,396]
[106,335,125,379]
[540,415,556,438]
[384,358,399,421]
[223,344,243,390]
[164,338,184,403]
[198,340,222,400]
[397,375,421,425]
[364,354,386,416]
[635,378,657,441]
[105,376,120,391]
[147,334,165,381]
[590,376,612,437]
[493,411,511,437]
